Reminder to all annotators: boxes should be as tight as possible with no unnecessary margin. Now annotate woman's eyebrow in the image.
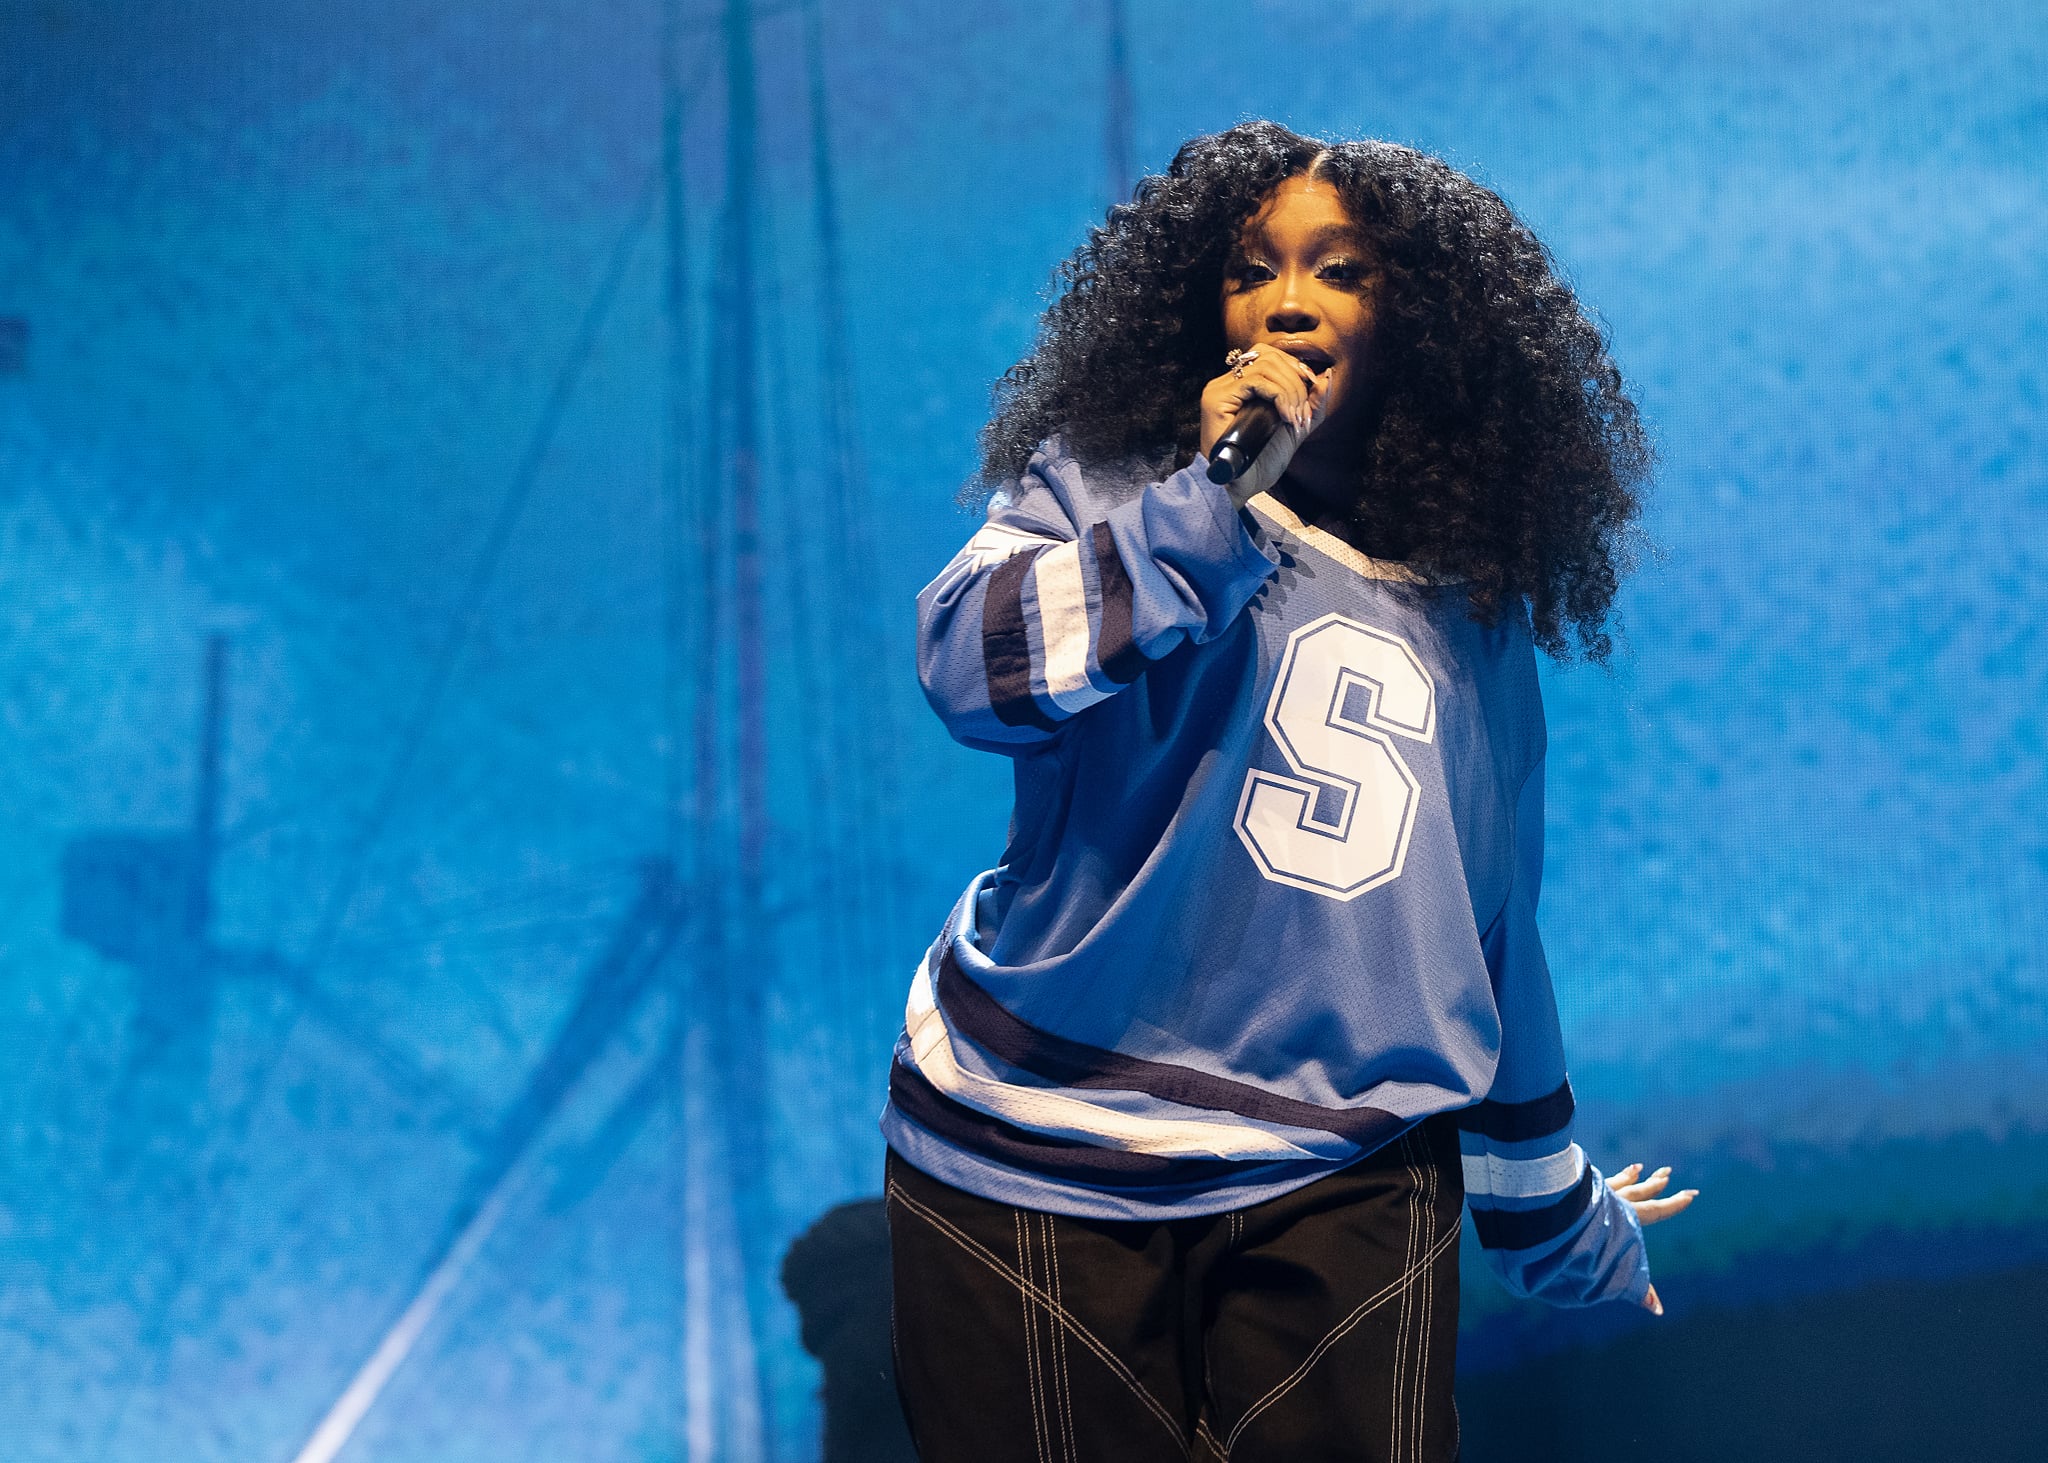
[1235,224,1369,255]
[1302,224,1369,252]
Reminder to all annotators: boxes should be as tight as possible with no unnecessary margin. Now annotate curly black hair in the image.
[976,122,1653,663]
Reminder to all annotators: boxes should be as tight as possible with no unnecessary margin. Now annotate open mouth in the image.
[1270,340,1335,372]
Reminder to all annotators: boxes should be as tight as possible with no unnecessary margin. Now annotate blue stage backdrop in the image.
[2,2,2043,1460]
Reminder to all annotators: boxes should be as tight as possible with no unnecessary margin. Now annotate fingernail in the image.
[1655,1166,1672,1177]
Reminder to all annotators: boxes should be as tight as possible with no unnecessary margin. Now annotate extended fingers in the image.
[1634,1190,1698,1226]
[1606,1162,1700,1225]
[1610,1164,1673,1201]
[1605,1162,1645,1192]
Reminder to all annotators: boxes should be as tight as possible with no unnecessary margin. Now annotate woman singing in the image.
[880,121,1693,1462]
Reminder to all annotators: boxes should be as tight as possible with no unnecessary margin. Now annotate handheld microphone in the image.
[1205,398,1284,486]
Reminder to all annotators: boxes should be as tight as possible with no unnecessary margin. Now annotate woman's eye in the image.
[1318,259,1364,282]
[1229,261,1274,286]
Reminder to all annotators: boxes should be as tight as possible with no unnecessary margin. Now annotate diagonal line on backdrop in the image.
[300,171,662,982]
[85,166,663,1463]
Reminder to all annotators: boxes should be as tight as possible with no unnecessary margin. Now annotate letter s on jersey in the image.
[1234,613,1436,900]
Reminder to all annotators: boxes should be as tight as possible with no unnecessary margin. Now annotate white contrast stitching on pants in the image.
[1017,1211,1050,1463]
[1221,1202,1461,1455]
[888,1180,1194,1457]
[1408,1143,1436,1463]
[1389,1132,1421,1463]
[1046,1212,1079,1463]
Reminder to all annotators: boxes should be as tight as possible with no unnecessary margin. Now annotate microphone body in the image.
[1205,398,1284,486]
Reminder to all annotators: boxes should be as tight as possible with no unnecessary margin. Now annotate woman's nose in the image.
[1266,298,1317,334]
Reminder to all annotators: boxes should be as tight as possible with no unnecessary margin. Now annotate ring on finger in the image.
[1225,347,1257,378]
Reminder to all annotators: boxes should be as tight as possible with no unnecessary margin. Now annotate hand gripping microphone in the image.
[1205,397,1284,486]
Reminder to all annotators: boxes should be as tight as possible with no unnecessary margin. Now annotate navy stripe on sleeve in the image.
[1455,1079,1576,1144]
[982,548,1060,730]
[936,948,1407,1151]
[1469,1166,1598,1250]
[1090,522,1147,684]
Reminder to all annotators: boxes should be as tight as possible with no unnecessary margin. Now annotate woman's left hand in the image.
[1606,1162,1697,1316]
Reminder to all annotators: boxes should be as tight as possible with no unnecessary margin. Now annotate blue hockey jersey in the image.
[880,438,1650,1308]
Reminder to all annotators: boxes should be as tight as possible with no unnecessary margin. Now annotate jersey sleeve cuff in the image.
[1170,453,1283,582]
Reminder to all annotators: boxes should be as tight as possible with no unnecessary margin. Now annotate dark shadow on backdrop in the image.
[781,1198,918,1463]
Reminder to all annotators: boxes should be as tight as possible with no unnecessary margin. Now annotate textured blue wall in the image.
[1,2,2042,1460]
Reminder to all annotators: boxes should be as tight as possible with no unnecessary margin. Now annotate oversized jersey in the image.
[880,438,1650,1307]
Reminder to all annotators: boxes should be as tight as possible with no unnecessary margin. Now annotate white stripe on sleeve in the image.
[1461,1142,1586,1201]
[1031,539,1109,714]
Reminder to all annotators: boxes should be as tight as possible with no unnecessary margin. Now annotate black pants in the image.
[886,1113,1463,1462]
